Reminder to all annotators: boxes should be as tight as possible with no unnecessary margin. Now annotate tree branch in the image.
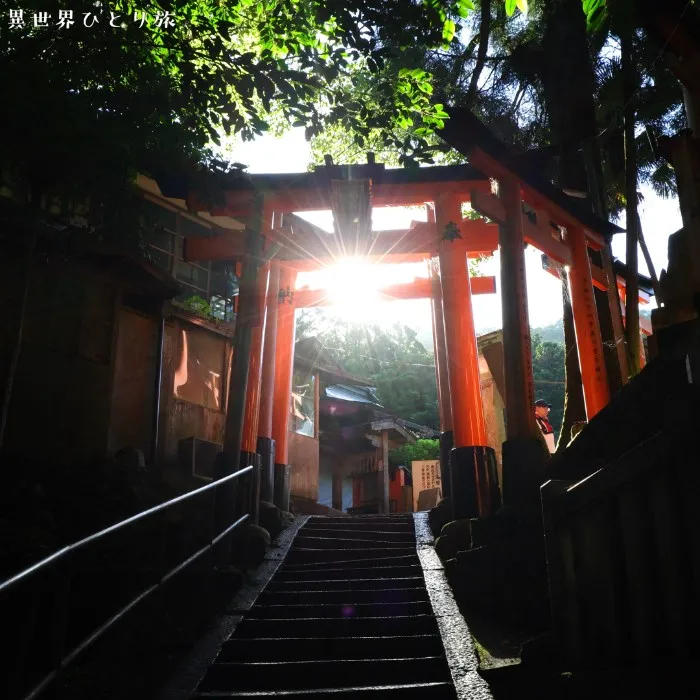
[466,0,492,105]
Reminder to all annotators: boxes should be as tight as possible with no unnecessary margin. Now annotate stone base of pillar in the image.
[274,463,291,512]
[240,451,261,524]
[439,431,454,500]
[501,436,549,515]
[256,437,276,504]
[450,445,500,520]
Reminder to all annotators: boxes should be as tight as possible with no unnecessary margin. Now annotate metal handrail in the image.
[1,463,254,700]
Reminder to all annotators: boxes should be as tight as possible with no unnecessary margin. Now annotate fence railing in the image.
[1,463,255,700]
[541,424,700,668]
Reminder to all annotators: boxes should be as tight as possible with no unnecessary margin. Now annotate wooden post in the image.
[216,197,264,565]
[437,193,495,519]
[430,255,455,503]
[222,223,263,458]
[382,428,390,514]
[567,224,610,419]
[600,245,630,384]
[498,178,538,439]
[437,196,487,448]
[429,259,453,432]
[257,261,279,503]
[241,263,270,455]
[271,265,297,466]
[258,261,280,439]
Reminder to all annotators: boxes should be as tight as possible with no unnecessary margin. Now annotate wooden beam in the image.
[471,189,506,224]
[469,148,606,249]
[462,220,499,254]
[294,275,497,308]
[187,179,493,218]
[522,214,571,267]
[283,252,432,269]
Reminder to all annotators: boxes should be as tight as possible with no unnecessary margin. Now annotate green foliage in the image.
[304,320,440,429]
[389,439,440,466]
[468,254,489,277]
[1,0,474,212]
[583,0,608,32]
[173,294,212,318]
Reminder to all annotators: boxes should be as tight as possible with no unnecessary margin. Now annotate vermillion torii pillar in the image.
[257,261,281,503]
[240,261,271,523]
[427,202,454,501]
[216,197,265,564]
[429,258,454,500]
[437,193,498,520]
[271,264,298,511]
[567,224,610,419]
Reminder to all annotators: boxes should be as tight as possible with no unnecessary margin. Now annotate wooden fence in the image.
[542,419,700,667]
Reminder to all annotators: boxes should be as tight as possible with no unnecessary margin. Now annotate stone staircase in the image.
[191,514,460,698]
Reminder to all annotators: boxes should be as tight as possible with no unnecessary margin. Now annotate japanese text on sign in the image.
[412,460,442,512]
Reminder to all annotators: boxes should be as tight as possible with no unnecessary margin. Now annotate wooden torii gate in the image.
[174,148,636,520]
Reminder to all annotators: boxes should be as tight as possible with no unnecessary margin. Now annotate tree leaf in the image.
[442,18,456,43]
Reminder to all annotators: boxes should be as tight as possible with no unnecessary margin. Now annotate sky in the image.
[228,127,682,335]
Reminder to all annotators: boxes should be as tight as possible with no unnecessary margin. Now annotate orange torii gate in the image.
[176,148,633,520]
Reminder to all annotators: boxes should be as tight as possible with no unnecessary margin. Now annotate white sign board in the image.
[412,459,442,512]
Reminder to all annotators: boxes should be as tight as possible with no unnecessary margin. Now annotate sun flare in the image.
[297,258,432,325]
[324,258,380,310]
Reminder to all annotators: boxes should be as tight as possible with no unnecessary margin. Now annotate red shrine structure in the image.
[165,116,647,521]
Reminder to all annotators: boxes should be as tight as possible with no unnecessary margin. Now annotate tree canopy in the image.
[389,439,441,466]
[297,309,567,439]
[0,0,474,207]
[297,312,440,428]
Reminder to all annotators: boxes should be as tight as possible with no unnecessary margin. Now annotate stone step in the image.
[198,656,449,693]
[234,614,439,639]
[247,600,433,619]
[257,587,429,605]
[274,564,423,581]
[283,550,418,566]
[193,680,457,698]
[300,525,416,538]
[216,634,445,663]
[293,535,415,548]
[266,574,426,589]
[308,516,413,523]
[302,521,416,533]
